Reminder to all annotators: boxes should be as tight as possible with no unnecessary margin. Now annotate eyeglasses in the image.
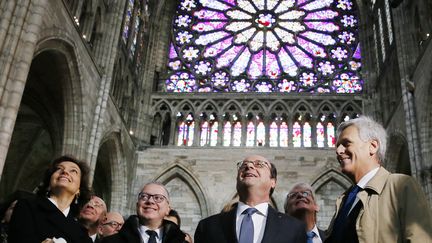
[138,192,167,203]
[103,221,123,229]
[237,160,270,170]
[287,191,313,199]
[87,200,105,209]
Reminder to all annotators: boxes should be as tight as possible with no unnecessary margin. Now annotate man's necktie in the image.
[146,230,157,243]
[331,185,361,241]
[306,231,316,243]
[239,208,258,243]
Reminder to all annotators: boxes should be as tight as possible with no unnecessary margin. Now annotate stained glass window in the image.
[246,121,255,146]
[269,121,278,147]
[378,9,385,60]
[122,0,135,43]
[233,121,242,146]
[327,122,335,147]
[166,0,363,93]
[257,122,265,146]
[177,113,194,146]
[303,121,312,147]
[317,122,325,147]
[384,0,393,44]
[293,121,302,147]
[200,121,209,146]
[210,121,218,146]
[223,122,232,146]
[280,121,289,147]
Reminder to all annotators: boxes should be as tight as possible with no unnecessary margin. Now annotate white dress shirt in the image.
[349,166,380,213]
[138,225,163,243]
[309,224,323,243]
[236,202,268,243]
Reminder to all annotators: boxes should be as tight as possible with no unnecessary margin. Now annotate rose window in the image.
[166,0,363,93]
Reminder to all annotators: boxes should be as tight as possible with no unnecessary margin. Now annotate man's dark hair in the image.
[269,162,277,195]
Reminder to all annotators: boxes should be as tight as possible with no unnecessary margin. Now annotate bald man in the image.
[98,212,124,238]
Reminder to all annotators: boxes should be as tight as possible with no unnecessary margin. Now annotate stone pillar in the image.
[0,0,48,179]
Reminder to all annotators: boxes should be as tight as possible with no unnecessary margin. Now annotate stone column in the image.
[0,0,48,179]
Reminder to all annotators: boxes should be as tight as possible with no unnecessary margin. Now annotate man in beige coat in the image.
[326,116,432,243]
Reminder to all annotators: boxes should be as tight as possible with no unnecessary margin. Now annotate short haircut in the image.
[284,182,316,214]
[336,116,387,162]
[140,181,170,201]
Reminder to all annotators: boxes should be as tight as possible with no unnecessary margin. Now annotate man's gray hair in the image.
[284,182,316,214]
[336,116,387,162]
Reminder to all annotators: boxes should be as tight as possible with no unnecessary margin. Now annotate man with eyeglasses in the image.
[98,212,124,238]
[195,154,306,243]
[284,183,325,243]
[79,196,107,242]
[101,182,187,243]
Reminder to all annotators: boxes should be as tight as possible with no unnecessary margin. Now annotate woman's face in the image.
[49,161,81,196]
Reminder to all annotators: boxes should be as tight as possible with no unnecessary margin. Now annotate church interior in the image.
[0,0,431,236]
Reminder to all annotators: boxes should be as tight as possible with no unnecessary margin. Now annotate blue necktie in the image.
[332,185,361,241]
[239,208,258,243]
[146,230,157,243]
[307,231,316,243]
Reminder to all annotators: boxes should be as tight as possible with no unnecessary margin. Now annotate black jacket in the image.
[8,196,92,243]
[101,215,186,243]
[195,204,307,243]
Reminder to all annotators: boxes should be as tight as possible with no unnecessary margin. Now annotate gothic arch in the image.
[198,100,219,114]
[292,101,313,115]
[176,100,196,115]
[317,101,338,115]
[311,168,352,228]
[35,37,85,156]
[221,101,243,114]
[155,163,209,218]
[95,132,128,211]
[152,100,172,116]
[386,131,411,175]
[246,101,266,114]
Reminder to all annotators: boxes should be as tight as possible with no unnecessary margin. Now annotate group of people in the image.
[1,116,432,243]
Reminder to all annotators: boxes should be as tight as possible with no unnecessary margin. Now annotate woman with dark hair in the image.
[8,155,93,243]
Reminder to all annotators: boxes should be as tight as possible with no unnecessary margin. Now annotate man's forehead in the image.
[243,155,269,162]
[142,184,168,196]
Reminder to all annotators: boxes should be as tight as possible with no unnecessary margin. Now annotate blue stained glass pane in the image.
[166,0,362,93]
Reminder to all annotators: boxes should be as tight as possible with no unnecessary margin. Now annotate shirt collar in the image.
[236,201,269,217]
[310,224,321,240]
[139,225,163,240]
[47,197,70,217]
[357,166,380,189]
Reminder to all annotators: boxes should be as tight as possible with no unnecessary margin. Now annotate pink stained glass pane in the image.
[280,121,289,147]
[317,122,325,147]
[269,122,278,147]
[248,51,264,78]
[256,122,265,146]
[246,121,255,147]
[327,122,336,147]
[303,122,312,147]
[200,121,209,146]
[204,37,233,58]
[210,121,218,146]
[177,122,186,146]
[169,44,178,59]
[194,9,228,21]
[293,122,302,147]
[233,122,242,146]
[223,122,232,146]
[266,51,281,79]
[187,122,194,146]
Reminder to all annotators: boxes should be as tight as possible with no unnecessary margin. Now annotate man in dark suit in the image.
[285,182,326,243]
[101,182,186,243]
[195,154,306,243]
[79,196,107,242]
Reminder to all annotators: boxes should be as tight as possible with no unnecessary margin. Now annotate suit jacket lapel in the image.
[223,206,238,243]
[261,206,280,243]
